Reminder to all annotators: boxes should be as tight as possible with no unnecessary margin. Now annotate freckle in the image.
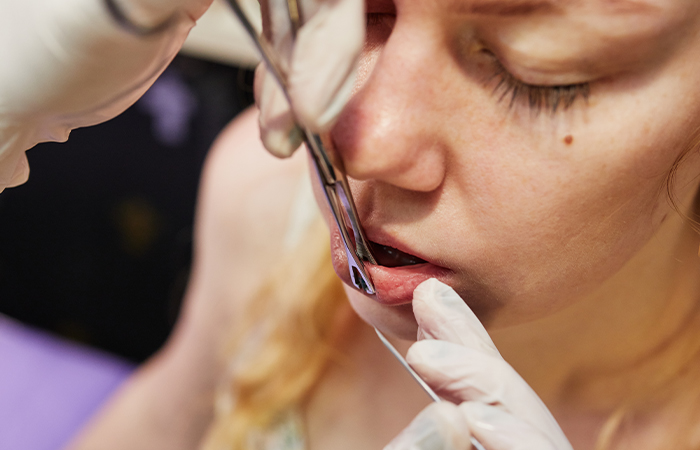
[564,135,574,145]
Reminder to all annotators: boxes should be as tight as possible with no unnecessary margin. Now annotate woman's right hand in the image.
[255,0,365,157]
[385,279,573,450]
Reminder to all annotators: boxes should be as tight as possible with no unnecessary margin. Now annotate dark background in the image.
[0,55,254,363]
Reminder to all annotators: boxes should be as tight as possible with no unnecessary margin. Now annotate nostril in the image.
[320,134,349,172]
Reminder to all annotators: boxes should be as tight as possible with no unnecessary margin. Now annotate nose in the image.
[330,19,449,193]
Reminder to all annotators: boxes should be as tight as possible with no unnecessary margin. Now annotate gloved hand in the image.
[254,0,365,157]
[385,279,574,450]
[0,0,212,193]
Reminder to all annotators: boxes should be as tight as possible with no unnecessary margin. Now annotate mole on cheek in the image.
[564,135,574,145]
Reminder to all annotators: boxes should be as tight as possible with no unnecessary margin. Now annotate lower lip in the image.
[330,228,453,305]
[366,263,454,305]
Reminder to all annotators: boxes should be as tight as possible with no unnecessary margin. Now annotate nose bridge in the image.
[331,20,449,192]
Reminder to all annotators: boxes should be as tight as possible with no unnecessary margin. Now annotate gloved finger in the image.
[287,0,364,130]
[460,402,572,450]
[413,279,499,357]
[261,0,296,68]
[384,402,473,450]
[255,64,304,158]
[407,341,566,441]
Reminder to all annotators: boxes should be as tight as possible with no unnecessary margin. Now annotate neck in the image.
[490,192,700,417]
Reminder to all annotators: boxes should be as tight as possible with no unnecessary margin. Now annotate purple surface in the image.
[139,69,198,147]
[0,316,134,450]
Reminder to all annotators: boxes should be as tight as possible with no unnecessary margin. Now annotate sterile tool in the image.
[375,328,488,450]
[224,0,377,296]
[374,328,441,403]
[225,3,485,449]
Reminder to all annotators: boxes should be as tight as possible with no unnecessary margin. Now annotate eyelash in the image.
[364,15,591,114]
[489,59,591,113]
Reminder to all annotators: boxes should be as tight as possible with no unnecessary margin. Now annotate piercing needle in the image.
[375,327,487,450]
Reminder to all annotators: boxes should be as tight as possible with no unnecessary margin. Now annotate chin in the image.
[342,285,419,341]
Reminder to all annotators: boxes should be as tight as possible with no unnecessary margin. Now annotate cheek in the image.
[446,170,663,325]
[437,95,693,325]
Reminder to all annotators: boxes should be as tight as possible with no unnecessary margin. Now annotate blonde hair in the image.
[201,216,352,450]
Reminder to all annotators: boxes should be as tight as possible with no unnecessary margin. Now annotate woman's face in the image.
[311,0,700,339]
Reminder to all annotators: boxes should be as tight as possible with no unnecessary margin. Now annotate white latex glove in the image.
[385,279,574,450]
[0,0,211,194]
[254,0,365,157]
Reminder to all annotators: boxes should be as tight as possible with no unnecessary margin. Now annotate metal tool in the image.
[223,0,376,295]
[375,328,488,450]
[374,328,441,402]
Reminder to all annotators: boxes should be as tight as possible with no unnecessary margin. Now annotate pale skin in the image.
[70,0,700,448]
[335,0,700,332]
[318,0,700,447]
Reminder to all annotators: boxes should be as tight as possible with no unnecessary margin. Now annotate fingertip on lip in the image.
[413,277,445,295]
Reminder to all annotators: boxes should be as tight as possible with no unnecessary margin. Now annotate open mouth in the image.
[334,229,450,305]
[369,241,428,268]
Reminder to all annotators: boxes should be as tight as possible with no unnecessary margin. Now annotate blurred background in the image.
[0,0,261,364]
[0,3,267,448]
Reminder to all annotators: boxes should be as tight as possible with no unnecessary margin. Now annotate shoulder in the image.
[199,107,307,218]
[188,107,311,321]
[196,107,309,261]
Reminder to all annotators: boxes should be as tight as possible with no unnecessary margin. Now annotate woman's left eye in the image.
[488,57,591,113]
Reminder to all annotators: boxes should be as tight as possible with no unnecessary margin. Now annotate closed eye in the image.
[487,53,591,113]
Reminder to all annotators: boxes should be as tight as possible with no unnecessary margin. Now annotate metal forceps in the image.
[223,0,377,296]
[224,3,485,449]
